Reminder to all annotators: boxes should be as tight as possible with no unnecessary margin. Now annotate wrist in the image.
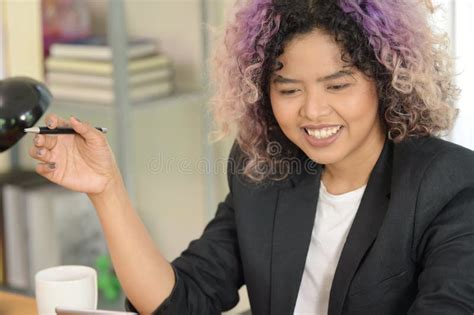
[88,170,126,206]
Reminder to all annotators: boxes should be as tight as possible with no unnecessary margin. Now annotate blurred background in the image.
[0,0,472,313]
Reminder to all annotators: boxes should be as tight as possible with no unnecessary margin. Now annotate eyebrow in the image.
[272,69,354,84]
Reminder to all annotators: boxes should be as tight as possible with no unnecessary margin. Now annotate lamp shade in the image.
[0,77,52,152]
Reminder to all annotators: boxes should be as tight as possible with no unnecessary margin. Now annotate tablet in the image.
[55,307,138,315]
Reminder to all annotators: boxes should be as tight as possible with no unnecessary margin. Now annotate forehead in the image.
[276,29,346,73]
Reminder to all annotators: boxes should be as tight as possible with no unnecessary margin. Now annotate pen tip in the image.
[24,127,39,133]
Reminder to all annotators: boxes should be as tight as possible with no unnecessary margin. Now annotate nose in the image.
[299,89,332,120]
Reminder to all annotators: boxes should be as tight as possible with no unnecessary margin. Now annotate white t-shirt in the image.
[294,181,366,315]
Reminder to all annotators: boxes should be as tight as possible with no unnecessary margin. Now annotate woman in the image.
[29,0,474,314]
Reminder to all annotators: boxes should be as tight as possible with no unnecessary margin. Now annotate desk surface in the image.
[0,291,37,315]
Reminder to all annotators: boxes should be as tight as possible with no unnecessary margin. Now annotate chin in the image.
[307,155,339,166]
[300,147,342,166]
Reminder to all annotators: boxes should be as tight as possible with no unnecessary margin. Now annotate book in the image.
[45,54,171,75]
[42,0,92,56]
[49,80,174,104]
[46,67,173,88]
[50,37,157,61]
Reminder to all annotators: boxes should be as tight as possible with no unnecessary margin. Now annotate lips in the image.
[301,124,343,130]
[302,125,344,148]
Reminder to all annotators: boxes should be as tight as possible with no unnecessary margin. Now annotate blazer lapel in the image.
[270,160,322,315]
[328,140,393,315]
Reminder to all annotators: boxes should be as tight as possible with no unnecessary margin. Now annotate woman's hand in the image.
[28,114,121,195]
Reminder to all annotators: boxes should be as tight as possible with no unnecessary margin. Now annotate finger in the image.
[69,116,105,144]
[44,113,71,129]
[29,146,52,163]
[43,135,58,151]
[33,134,55,148]
[33,134,42,147]
[36,162,57,177]
[33,134,58,150]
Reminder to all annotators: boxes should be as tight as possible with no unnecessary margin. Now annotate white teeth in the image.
[306,126,342,139]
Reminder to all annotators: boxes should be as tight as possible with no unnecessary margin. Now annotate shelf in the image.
[50,91,205,114]
[128,91,206,111]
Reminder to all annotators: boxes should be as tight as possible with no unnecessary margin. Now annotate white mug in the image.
[35,265,98,315]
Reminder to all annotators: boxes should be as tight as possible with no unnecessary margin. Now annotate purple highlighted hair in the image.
[210,0,458,182]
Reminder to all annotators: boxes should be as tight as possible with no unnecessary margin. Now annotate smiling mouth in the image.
[304,125,343,139]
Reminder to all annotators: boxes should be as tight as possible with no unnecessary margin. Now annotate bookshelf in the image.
[2,0,212,192]
[1,0,205,287]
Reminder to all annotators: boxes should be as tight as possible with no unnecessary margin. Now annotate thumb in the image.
[69,116,101,143]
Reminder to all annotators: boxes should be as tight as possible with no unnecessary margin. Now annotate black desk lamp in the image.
[0,77,52,152]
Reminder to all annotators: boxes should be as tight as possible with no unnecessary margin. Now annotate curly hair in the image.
[210,0,459,182]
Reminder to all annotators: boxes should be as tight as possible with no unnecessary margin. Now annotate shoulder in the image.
[395,136,474,214]
[395,136,473,163]
[393,136,474,179]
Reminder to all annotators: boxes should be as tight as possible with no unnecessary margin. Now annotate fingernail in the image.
[48,162,56,170]
[34,135,40,145]
[46,119,53,128]
[36,148,44,156]
[71,116,81,122]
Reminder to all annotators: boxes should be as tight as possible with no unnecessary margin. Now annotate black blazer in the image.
[126,136,474,314]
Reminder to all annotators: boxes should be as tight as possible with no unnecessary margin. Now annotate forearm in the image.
[88,174,174,314]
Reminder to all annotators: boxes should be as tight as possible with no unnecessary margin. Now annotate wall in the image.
[0,1,8,172]
[0,0,43,172]
[0,1,5,79]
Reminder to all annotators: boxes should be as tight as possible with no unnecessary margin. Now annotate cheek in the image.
[358,95,380,123]
[270,95,299,127]
[270,95,284,125]
[271,103,294,131]
[341,90,379,126]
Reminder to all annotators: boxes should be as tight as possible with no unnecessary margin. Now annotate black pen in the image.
[24,126,108,134]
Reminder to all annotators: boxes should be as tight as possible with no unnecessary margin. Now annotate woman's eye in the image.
[280,89,299,95]
[328,84,350,91]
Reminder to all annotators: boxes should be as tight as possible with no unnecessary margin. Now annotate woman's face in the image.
[269,29,385,168]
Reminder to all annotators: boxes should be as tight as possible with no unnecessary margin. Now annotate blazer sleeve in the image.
[125,143,244,314]
[408,146,474,314]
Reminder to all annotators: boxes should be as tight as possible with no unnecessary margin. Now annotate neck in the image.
[322,128,385,195]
